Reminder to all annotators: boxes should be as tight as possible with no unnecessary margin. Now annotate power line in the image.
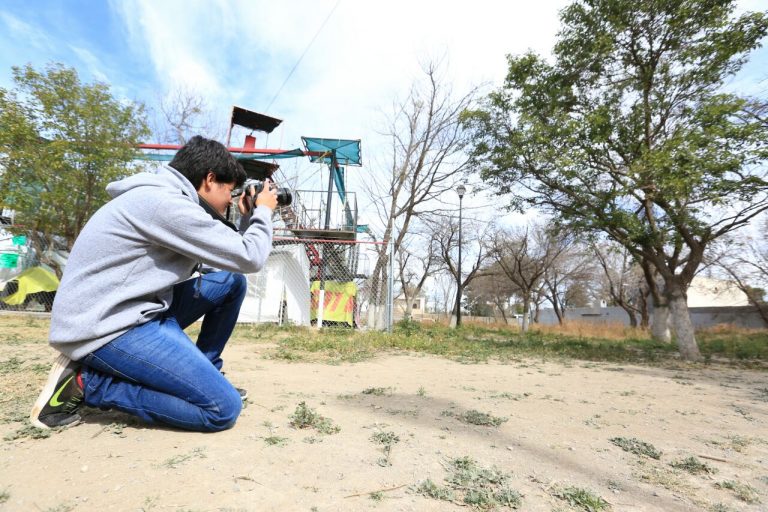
[264,0,341,113]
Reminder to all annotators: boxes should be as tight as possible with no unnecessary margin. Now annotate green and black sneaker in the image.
[30,354,84,429]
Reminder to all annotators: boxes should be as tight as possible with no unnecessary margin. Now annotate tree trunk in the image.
[666,286,703,362]
[639,292,650,329]
[627,309,638,328]
[521,298,531,332]
[651,302,672,343]
[551,296,564,325]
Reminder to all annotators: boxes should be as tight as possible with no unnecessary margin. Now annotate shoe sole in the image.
[29,353,74,429]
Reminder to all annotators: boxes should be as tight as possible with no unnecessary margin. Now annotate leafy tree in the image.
[0,63,149,271]
[463,0,768,360]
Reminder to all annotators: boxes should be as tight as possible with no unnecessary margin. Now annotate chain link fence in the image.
[1,223,394,331]
[238,236,393,330]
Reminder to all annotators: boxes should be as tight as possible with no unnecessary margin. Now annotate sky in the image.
[1,0,767,228]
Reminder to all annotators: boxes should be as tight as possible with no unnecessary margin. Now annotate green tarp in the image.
[0,253,18,268]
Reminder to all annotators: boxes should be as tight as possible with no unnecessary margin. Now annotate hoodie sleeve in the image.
[136,191,273,274]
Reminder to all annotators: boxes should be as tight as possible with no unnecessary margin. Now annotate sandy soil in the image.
[1,340,767,511]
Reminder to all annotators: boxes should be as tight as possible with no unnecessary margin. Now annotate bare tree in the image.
[364,61,476,328]
[487,223,564,332]
[464,262,518,323]
[592,242,651,328]
[710,221,768,326]
[429,215,492,320]
[395,228,441,320]
[154,86,219,144]
[541,231,596,325]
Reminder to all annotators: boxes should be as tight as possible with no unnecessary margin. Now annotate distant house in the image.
[687,276,749,307]
[393,292,427,320]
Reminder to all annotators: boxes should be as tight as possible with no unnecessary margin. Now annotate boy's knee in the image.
[228,272,247,301]
[206,387,242,432]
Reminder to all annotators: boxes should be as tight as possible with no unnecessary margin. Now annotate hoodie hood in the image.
[106,165,199,203]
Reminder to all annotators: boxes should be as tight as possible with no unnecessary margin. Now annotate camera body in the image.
[233,179,293,207]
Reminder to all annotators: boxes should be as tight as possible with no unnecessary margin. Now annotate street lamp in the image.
[456,184,466,327]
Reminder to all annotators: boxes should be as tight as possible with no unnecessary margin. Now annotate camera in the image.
[232,179,293,207]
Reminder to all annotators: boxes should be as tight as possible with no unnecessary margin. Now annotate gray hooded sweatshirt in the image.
[49,165,273,360]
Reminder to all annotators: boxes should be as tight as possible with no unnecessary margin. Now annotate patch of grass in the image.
[272,347,304,361]
[0,488,9,504]
[385,408,418,418]
[633,459,695,498]
[726,435,754,452]
[42,503,76,512]
[0,356,24,375]
[705,434,758,453]
[697,328,768,360]
[489,392,531,400]
[5,316,755,366]
[416,479,454,501]
[610,437,662,459]
[417,386,427,397]
[669,456,717,475]
[371,430,400,466]
[446,456,522,509]
[362,387,389,396]
[264,436,288,446]
[416,457,522,509]
[715,480,760,503]
[3,423,53,441]
[443,409,508,427]
[369,491,384,502]
[552,485,610,511]
[250,321,685,364]
[156,447,207,469]
[289,401,340,435]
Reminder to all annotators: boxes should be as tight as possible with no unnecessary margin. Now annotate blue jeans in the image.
[80,271,247,432]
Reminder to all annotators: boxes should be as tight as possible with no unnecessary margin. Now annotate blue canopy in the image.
[301,137,362,166]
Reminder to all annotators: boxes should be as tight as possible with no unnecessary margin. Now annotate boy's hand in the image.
[255,179,278,211]
[237,185,256,215]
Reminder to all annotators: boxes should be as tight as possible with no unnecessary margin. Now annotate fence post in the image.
[387,238,394,333]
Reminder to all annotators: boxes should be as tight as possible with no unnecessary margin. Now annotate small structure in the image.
[687,276,749,307]
[393,292,427,321]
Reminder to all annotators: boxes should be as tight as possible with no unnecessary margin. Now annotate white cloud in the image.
[0,12,55,52]
[109,0,569,148]
[68,45,109,83]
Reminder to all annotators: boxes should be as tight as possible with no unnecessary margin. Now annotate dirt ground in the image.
[1,334,768,511]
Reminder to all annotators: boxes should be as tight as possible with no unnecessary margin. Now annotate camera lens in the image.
[276,188,292,206]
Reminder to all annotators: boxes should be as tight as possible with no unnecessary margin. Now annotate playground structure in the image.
[138,106,392,330]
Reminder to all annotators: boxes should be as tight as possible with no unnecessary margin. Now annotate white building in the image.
[687,276,749,307]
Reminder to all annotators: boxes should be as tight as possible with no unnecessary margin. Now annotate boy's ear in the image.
[198,172,216,192]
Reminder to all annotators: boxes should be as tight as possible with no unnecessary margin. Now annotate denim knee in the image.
[205,386,242,432]
[228,273,247,302]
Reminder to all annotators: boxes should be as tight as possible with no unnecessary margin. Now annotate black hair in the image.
[169,135,246,189]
